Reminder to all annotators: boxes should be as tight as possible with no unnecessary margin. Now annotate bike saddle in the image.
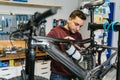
[84,0,105,8]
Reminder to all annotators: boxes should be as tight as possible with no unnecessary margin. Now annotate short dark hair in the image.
[69,10,86,20]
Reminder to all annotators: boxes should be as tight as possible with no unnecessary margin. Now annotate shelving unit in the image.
[0,0,62,8]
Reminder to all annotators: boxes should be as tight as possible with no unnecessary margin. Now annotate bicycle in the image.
[3,0,120,80]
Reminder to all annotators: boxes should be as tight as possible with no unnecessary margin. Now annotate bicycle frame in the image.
[31,36,117,80]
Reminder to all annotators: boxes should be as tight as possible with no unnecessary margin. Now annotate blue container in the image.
[13,0,28,2]
[2,62,9,67]
[0,61,2,67]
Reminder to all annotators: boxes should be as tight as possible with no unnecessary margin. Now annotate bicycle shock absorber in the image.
[86,48,96,70]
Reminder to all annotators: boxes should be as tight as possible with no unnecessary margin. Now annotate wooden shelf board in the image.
[0,40,26,50]
[0,51,47,61]
[0,1,62,8]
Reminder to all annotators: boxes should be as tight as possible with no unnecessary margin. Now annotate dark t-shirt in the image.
[47,26,84,77]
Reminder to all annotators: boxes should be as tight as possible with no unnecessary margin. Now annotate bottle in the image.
[53,19,57,28]
[65,44,83,62]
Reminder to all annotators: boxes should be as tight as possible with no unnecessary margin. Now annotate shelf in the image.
[0,50,47,61]
[0,0,62,8]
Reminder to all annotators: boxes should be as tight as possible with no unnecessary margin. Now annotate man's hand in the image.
[64,36,84,50]
[64,36,75,40]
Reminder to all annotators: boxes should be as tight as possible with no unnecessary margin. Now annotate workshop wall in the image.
[110,0,120,47]
[0,0,85,51]
[0,0,80,35]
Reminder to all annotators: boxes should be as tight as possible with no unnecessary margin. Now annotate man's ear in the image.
[68,17,71,23]
[68,17,72,20]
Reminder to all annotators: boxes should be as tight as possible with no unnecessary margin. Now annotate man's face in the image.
[68,16,85,33]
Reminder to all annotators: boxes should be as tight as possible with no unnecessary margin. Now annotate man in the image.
[47,10,86,80]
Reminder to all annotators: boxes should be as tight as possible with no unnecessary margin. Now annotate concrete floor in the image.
[102,68,116,80]
[79,60,116,80]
